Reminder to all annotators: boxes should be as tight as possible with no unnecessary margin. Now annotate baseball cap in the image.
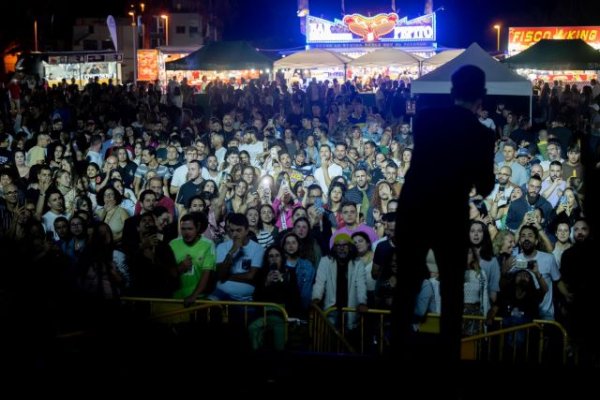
[516,148,530,158]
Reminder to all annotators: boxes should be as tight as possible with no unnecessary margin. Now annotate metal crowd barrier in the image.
[309,307,570,364]
[121,297,290,347]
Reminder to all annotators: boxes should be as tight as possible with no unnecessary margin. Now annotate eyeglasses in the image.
[6,191,18,195]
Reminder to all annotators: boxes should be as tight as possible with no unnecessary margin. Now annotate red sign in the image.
[343,13,398,42]
[137,49,159,82]
[508,26,600,55]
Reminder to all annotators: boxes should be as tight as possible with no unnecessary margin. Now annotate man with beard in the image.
[176,160,203,216]
[393,65,495,365]
[559,218,598,364]
[201,155,222,185]
[278,152,304,188]
[238,127,263,166]
[485,165,516,211]
[506,175,553,231]
[516,225,568,320]
[541,161,566,207]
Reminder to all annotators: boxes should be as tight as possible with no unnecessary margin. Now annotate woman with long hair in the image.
[53,169,78,215]
[398,147,412,183]
[47,142,65,171]
[389,139,403,167]
[326,181,347,229]
[368,181,394,226]
[469,220,500,305]
[225,179,250,214]
[77,222,129,307]
[256,203,278,249]
[293,217,321,268]
[13,150,30,183]
[462,246,489,336]
[554,187,583,227]
[95,186,129,244]
[352,231,376,306]
[245,207,260,240]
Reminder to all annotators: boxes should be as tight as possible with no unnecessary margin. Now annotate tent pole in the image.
[344,63,347,83]
[529,94,532,122]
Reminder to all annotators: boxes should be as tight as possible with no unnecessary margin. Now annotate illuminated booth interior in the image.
[164,41,273,89]
[504,38,600,86]
[40,52,123,87]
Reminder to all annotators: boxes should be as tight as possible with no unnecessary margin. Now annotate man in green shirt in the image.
[170,212,216,306]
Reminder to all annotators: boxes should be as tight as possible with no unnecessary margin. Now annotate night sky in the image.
[2,0,599,51]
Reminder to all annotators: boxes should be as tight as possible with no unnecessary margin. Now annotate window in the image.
[176,26,186,34]
[88,25,95,34]
[189,26,199,35]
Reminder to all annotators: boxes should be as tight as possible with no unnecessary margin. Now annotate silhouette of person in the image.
[393,65,496,366]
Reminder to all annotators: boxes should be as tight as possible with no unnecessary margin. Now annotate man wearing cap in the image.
[498,140,528,187]
[394,65,495,365]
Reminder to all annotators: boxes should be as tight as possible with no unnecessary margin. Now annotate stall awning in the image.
[165,41,273,71]
[502,39,600,70]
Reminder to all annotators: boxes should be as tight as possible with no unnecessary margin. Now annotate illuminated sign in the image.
[343,13,398,42]
[306,12,436,47]
[508,26,600,55]
[137,49,159,82]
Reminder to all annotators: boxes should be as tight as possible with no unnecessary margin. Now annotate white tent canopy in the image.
[274,49,352,69]
[349,48,422,68]
[412,43,532,96]
[422,49,464,67]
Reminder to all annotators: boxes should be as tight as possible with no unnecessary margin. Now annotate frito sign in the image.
[508,26,600,55]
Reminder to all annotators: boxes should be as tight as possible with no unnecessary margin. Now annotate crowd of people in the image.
[0,71,598,361]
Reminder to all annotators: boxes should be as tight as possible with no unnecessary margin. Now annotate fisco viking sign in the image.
[508,26,600,55]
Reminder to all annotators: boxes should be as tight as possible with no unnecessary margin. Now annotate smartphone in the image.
[559,195,568,206]
[515,259,528,269]
[314,197,325,214]
[526,260,536,270]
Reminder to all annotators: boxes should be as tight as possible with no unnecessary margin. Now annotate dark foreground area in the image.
[2,317,597,397]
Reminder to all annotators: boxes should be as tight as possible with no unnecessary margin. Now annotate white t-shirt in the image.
[314,163,343,193]
[214,239,265,301]
[171,164,189,188]
[239,141,264,166]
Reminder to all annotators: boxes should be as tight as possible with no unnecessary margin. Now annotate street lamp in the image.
[493,24,501,52]
[129,11,137,84]
[160,15,169,46]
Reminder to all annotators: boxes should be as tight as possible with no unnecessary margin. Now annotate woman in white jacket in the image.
[312,233,368,330]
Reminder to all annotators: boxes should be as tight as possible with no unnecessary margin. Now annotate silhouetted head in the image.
[451,65,487,103]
